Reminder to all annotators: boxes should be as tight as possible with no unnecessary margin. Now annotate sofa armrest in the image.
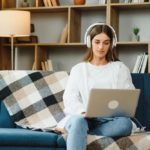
[0,101,15,128]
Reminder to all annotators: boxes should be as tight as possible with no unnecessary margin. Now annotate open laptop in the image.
[85,89,140,118]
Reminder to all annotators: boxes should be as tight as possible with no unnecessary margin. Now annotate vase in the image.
[132,34,140,42]
[74,0,86,5]
[21,0,29,7]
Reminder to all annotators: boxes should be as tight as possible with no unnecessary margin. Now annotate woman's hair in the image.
[83,25,119,62]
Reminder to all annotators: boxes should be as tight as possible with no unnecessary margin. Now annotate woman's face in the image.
[91,32,111,60]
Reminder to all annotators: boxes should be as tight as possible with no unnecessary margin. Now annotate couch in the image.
[0,72,150,150]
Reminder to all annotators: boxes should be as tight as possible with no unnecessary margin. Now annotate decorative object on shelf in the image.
[17,23,38,43]
[59,24,68,43]
[74,0,85,5]
[17,35,38,43]
[21,0,30,7]
[132,27,140,41]
[0,10,31,70]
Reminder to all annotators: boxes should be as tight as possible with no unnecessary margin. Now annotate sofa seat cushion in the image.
[0,128,58,147]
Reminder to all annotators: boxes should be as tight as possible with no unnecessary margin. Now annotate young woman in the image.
[57,23,136,150]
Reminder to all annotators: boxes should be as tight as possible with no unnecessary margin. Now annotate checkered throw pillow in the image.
[0,71,68,130]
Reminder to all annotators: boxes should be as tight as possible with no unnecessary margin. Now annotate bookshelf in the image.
[0,0,150,72]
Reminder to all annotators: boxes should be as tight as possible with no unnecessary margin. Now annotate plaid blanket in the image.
[0,71,150,149]
[0,71,68,130]
[61,132,150,150]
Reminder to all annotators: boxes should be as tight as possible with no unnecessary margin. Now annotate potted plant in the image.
[132,27,140,41]
[21,0,29,7]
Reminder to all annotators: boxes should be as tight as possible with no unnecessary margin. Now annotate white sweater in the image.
[57,61,135,128]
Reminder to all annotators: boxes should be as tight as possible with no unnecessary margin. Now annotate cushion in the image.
[0,71,68,130]
[0,128,58,147]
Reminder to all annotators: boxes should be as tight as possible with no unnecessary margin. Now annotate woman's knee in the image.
[117,117,132,135]
[65,115,88,132]
[99,117,132,137]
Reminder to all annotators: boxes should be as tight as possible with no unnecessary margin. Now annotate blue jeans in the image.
[65,115,132,150]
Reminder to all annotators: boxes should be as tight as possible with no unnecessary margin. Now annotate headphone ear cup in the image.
[112,37,116,49]
[87,35,91,48]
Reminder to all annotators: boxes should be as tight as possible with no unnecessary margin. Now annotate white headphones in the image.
[84,22,117,49]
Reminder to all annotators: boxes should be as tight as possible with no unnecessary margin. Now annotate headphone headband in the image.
[84,23,117,48]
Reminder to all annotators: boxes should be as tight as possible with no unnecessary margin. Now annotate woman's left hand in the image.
[81,112,86,117]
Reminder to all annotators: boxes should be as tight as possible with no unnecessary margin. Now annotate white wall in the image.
[48,47,86,72]
[119,9,150,42]
[31,13,67,43]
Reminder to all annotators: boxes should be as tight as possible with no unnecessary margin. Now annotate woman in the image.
[57,23,136,150]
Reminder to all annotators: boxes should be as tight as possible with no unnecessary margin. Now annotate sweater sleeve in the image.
[117,63,135,89]
[63,66,85,115]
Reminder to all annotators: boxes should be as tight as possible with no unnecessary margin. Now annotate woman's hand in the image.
[54,127,66,134]
[81,112,86,117]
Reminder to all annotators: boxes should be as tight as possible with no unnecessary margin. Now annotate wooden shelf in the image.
[3,6,69,13]
[111,3,150,9]
[0,0,150,72]
[37,43,86,47]
[117,41,149,46]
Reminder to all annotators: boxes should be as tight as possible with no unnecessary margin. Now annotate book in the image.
[41,61,46,70]
[59,24,68,43]
[47,0,52,7]
[56,0,60,5]
[47,59,53,71]
[35,0,39,7]
[51,0,58,6]
[132,54,143,73]
[32,61,36,70]
[43,0,48,6]
[141,54,148,73]
[44,61,49,71]
[137,53,145,73]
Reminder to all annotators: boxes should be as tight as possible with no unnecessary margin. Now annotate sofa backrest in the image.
[131,74,150,131]
[0,73,150,131]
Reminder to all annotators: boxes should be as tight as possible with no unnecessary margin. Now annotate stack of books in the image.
[132,52,148,73]
[41,59,53,71]
[43,0,59,7]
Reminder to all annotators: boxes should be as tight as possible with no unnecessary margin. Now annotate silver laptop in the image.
[85,89,140,118]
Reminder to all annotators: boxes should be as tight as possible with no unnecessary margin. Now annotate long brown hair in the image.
[83,25,119,62]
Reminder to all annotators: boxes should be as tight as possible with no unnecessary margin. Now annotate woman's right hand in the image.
[81,112,86,117]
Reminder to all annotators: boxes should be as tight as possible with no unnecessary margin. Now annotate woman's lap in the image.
[65,115,132,137]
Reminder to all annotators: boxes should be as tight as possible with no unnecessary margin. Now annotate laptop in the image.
[85,89,140,118]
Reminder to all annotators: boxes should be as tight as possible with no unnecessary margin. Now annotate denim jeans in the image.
[65,115,132,150]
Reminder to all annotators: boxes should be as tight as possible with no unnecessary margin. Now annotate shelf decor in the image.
[132,27,140,42]
[21,0,30,7]
[74,0,85,5]
[0,10,31,70]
